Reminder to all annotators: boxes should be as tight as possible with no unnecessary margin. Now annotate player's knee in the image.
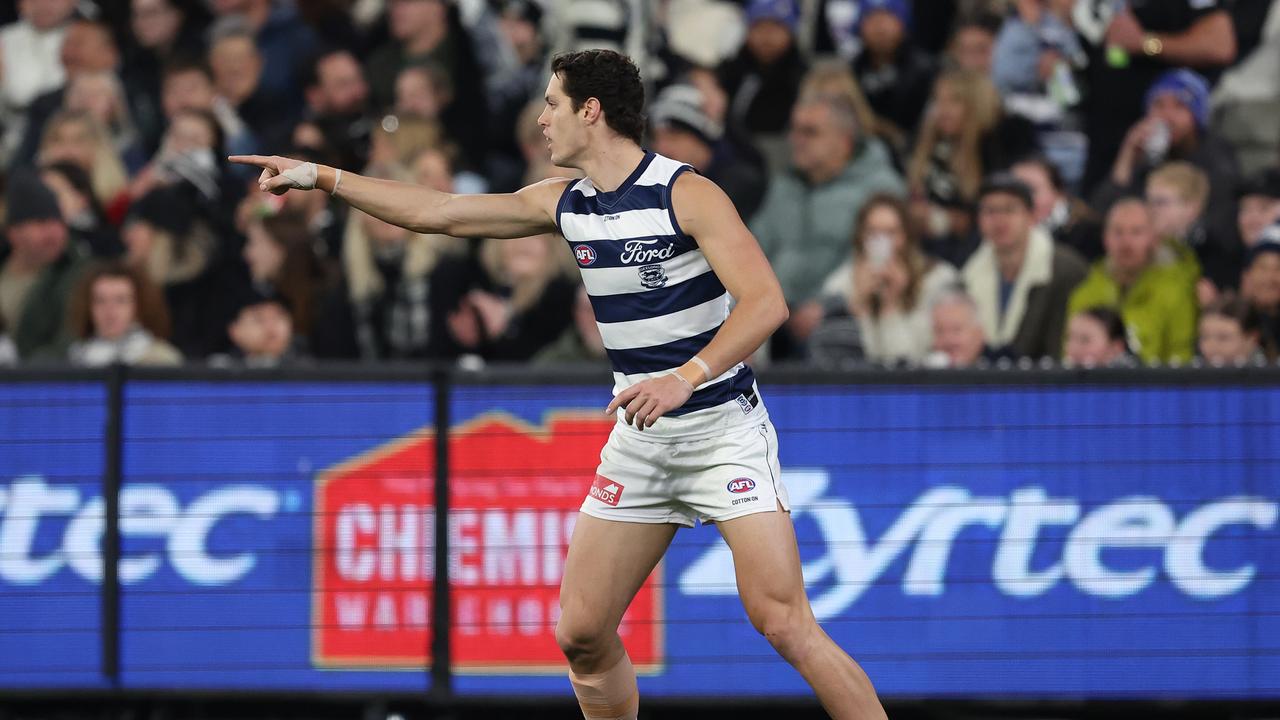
[748,600,816,662]
[554,614,610,663]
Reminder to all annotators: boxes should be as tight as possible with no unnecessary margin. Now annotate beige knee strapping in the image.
[568,652,639,720]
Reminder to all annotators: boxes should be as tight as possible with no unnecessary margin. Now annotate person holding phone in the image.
[809,193,958,366]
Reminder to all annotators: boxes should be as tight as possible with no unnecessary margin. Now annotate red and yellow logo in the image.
[312,413,664,673]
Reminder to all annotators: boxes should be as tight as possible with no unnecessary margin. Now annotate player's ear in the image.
[581,97,602,124]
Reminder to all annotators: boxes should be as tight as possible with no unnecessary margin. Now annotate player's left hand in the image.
[605,374,694,431]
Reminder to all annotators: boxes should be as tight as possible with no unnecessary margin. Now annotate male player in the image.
[232,49,886,720]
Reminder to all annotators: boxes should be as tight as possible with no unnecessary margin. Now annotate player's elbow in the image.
[766,291,789,332]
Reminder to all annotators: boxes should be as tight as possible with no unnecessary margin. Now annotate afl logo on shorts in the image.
[638,264,668,289]
[727,478,756,494]
[574,244,597,266]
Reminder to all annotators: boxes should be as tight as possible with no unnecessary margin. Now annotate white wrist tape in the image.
[689,355,712,380]
[279,161,319,190]
[331,168,343,195]
[670,371,694,391]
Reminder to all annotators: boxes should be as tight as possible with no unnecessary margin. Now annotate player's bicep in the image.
[674,174,783,304]
[437,178,566,238]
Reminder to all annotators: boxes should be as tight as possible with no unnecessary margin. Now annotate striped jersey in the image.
[555,151,762,440]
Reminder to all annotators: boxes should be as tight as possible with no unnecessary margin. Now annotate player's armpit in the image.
[670,173,789,378]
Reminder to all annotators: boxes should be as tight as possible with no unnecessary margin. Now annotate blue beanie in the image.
[745,0,799,32]
[859,0,912,29]
[1145,68,1211,129]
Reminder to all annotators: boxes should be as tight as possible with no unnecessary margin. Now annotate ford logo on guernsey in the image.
[727,478,756,494]
[574,244,597,266]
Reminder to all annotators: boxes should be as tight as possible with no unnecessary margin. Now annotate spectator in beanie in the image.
[1063,306,1134,368]
[1237,168,1280,249]
[853,0,936,140]
[1078,0,1235,194]
[649,83,767,220]
[1198,294,1266,366]
[1095,69,1240,244]
[65,260,182,367]
[209,287,307,368]
[0,169,88,359]
[961,173,1087,360]
[1012,155,1103,262]
[1069,198,1197,364]
[718,0,809,170]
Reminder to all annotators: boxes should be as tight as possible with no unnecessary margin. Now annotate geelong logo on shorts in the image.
[574,244,597,266]
[726,478,756,494]
[590,474,624,506]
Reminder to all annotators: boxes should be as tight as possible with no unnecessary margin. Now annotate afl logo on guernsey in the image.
[727,478,756,494]
[574,245,597,266]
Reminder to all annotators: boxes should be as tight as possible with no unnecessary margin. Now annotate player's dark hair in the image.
[550,50,645,145]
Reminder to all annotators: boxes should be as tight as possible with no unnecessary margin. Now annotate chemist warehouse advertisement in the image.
[0,379,1277,698]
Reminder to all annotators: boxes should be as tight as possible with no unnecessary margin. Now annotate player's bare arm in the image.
[228,154,567,239]
[606,173,789,429]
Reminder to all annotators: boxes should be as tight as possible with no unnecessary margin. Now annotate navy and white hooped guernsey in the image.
[555,151,763,440]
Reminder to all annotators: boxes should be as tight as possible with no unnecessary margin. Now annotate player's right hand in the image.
[228,154,317,195]
[605,374,694,431]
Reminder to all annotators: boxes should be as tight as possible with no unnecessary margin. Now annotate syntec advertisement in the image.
[1,379,1276,698]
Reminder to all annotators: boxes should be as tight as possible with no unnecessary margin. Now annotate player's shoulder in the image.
[670,171,736,221]
[515,175,579,214]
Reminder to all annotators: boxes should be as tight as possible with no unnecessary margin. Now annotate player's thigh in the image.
[715,505,812,629]
[559,512,678,636]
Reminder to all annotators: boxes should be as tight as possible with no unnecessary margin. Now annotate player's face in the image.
[538,74,586,168]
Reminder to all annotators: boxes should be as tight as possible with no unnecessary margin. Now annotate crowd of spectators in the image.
[0,0,1278,371]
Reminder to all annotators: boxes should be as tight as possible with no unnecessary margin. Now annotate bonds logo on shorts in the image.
[590,475,624,506]
[574,244,597,266]
[727,478,757,494]
[638,264,668,289]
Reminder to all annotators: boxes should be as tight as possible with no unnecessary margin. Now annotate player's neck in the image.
[577,140,648,193]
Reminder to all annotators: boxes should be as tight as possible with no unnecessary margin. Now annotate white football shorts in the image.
[581,417,790,526]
